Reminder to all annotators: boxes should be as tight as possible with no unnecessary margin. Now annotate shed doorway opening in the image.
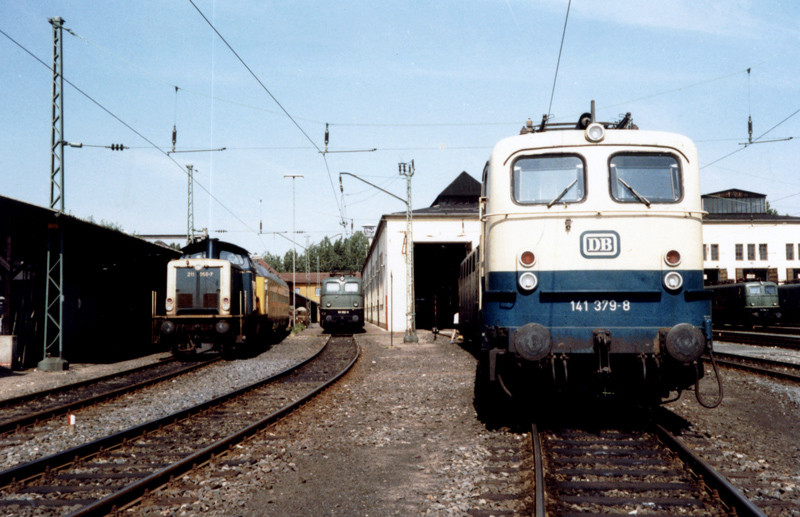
[413,242,470,331]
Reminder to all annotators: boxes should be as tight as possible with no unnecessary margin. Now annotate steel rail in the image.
[0,337,358,516]
[0,357,219,435]
[713,352,800,383]
[653,424,767,517]
[0,340,331,489]
[713,329,800,350]
[530,424,546,517]
[79,337,358,517]
[0,356,178,408]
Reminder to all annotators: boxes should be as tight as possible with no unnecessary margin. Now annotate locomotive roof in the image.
[181,237,250,257]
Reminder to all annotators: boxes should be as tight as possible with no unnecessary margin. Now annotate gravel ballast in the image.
[1,328,798,515]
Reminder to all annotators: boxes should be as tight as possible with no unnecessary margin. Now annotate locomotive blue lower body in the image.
[481,269,711,401]
[320,308,364,331]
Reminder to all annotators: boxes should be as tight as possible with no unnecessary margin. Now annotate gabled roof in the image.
[430,171,481,207]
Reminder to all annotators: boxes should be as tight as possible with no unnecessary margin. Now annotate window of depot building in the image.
[789,244,796,261]
[512,154,585,205]
[735,244,743,260]
[759,244,768,261]
[315,287,321,296]
[711,244,719,261]
[747,244,756,261]
[609,153,682,204]
[703,244,708,260]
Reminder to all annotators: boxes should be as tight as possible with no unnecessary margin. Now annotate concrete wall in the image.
[703,220,800,283]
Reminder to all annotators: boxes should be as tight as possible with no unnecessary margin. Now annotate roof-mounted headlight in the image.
[585,123,605,143]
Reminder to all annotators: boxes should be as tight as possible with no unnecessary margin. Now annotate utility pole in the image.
[284,174,303,327]
[339,167,417,342]
[39,17,69,372]
[399,161,418,343]
[186,165,194,244]
[305,234,310,297]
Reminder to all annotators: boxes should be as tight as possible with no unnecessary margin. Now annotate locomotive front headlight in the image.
[664,250,682,267]
[222,297,231,311]
[518,250,536,268]
[585,122,605,143]
[165,297,174,312]
[326,303,331,307]
[664,271,683,291]
[353,302,359,307]
[519,272,538,291]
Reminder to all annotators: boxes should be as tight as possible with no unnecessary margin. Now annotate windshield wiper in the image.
[547,179,578,208]
[617,178,651,207]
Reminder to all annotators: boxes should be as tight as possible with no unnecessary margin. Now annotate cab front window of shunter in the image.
[325,283,341,293]
[344,282,359,293]
[609,153,682,204]
[512,155,585,205]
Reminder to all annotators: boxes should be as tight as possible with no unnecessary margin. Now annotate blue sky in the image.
[2,1,798,257]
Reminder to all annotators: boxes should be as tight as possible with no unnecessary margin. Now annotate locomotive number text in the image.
[570,300,630,312]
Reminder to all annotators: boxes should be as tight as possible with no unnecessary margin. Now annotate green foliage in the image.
[262,232,369,274]
[765,201,780,216]
[291,323,306,334]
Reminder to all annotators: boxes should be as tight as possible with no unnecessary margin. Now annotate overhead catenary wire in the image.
[701,107,800,170]
[61,20,798,134]
[547,0,572,120]
[0,26,260,240]
[187,0,346,228]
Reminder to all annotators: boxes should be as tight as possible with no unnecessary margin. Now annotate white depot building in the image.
[702,189,800,284]
[363,179,800,334]
[362,172,481,333]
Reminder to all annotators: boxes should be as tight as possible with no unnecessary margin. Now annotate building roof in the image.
[430,171,481,206]
[388,171,481,218]
[704,213,800,223]
[702,189,766,199]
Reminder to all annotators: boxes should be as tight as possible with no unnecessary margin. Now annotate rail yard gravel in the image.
[0,336,326,471]
[1,329,799,516]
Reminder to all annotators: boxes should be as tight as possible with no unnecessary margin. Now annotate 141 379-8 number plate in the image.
[570,300,631,312]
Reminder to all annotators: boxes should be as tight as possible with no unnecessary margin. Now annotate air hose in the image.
[695,347,724,408]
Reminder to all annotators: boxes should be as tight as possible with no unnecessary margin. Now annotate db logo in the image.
[581,231,620,258]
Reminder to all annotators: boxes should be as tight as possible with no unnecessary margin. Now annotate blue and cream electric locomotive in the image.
[460,104,718,405]
[155,238,290,356]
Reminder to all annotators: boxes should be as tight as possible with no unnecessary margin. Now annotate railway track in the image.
[531,422,766,517]
[713,351,800,383]
[0,357,219,436]
[713,329,800,349]
[0,335,358,516]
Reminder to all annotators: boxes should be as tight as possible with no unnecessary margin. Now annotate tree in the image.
[262,251,286,273]
[263,232,368,274]
[765,201,779,216]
